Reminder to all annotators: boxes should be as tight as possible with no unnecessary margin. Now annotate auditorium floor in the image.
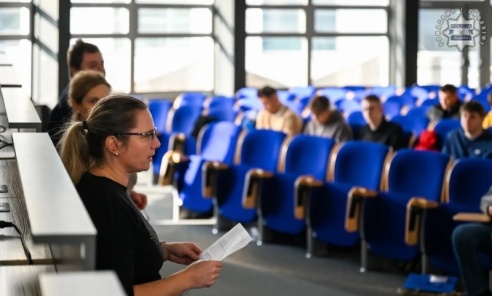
[135,182,408,296]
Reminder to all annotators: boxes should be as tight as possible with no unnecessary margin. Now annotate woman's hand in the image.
[185,260,222,289]
[162,242,201,265]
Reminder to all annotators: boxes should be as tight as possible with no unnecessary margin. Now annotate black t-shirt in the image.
[358,119,407,150]
[77,173,164,296]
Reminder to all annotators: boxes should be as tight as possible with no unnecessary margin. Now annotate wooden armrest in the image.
[345,187,378,233]
[453,213,491,223]
[348,187,378,199]
[242,169,273,209]
[407,197,439,209]
[202,161,229,198]
[294,175,323,220]
[169,133,187,153]
[405,197,438,246]
[203,161,229,170]
[158,151,188,186]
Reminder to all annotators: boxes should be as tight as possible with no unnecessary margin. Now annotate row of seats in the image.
[160,122,492,278]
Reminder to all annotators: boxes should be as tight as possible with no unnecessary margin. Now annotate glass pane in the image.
[418,9,483,87]
[246,9,305,33]
[0,7,30,35]
[70,8,129,34]
[311,36,389,87]
[136,0,213,4]
[134,37,213,92]
[313,0,388,5]
[246,37,308,88]
[314,9,386,33]
[71,0,130,3]
[247,0,308,5]
[70,38,131,93]
[0,39,31,93]
[138,8,212,34]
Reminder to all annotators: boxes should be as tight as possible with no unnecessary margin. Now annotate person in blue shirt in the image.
[442,101,492,159]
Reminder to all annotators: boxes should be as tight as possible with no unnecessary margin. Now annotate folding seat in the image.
[152,105,202,177]
[159,122,242,215]
[318,87,347,103]
[148,99,172,134]
[256,135,334,244]
[208,106,236,122]
[368,86,397,99]
[236,87,258,100]
[433,119,461,142]
[346,111,366,139]
[173,92,207,108]
[335,99,361,117]
[204,130,287,230]
[383,100,402,119]
[306,141,390,258]
[347,149,451,271]
[420,98,438,111]
[208,96,235,110]
[423,158,492,274]
[288,86,317,100]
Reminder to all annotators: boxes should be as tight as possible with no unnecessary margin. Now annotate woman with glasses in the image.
[59,95,222,296]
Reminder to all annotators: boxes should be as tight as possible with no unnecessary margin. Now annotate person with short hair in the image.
[59,95,222,296]
[427,84,462,124]
[49,39,105,146]
[303,95,352,142]
[442,101,492,159]
[255,86,302,136]
[358,95,407,150]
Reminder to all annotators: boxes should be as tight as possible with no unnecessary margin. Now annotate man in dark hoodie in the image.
[303,95,352,142]
[427,84,462,124]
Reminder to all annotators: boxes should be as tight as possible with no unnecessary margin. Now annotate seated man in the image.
[442,101,492,159]
[358,95,407,150]
[255,86,302,136]
[452,188,492,296]
[427,84,462,125]
[303,95,352,142]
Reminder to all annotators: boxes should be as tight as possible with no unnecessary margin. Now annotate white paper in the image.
[199,223,252,261]
[429,275,448,283]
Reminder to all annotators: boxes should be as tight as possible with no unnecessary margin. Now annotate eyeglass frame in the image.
[115,127,157,140]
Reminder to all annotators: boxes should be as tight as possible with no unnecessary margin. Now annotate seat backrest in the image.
[386,149,450,200]
[282,135,334,180]
[148,99,172,134]
[199,122,241,163]
[331,141,390,190]
[446,158,492,206]
[174,92,206,108]
[208,106,235,122]
[433,119,461,140]
[208,96,235,109]
[170,105,202,134]
[237,129,286,171]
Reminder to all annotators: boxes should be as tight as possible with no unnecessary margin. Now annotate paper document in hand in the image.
[199,223,252,261]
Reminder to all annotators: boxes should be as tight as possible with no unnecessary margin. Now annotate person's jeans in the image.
[452,223,492,296]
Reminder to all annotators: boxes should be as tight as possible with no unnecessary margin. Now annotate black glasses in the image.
[116,127,157,140]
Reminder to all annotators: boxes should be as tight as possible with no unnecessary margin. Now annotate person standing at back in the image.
[255,86,303,136]
[48,39,105,147]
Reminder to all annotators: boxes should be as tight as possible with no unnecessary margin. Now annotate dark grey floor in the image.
[139,185,408,296]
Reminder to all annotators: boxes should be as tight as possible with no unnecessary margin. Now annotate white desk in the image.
[12,133,97,270]
[0,88,42,132]
[0,265,56,296]
[40,271,126,296]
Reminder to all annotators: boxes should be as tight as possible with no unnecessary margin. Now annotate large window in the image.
[245,0,390,88]
[70,0,214,94]
[0,2,31,96]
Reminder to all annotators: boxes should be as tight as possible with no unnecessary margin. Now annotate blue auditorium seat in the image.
[259,135,334,244]
[174,92,207,108]
[148,99,172,134]
[433,119,461,142]
[308,141,390,257]
[359,149,450,271]
[178,122,242,214]
[425,158,492,275]
[152,105,202,177]
[210,130,287,229]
